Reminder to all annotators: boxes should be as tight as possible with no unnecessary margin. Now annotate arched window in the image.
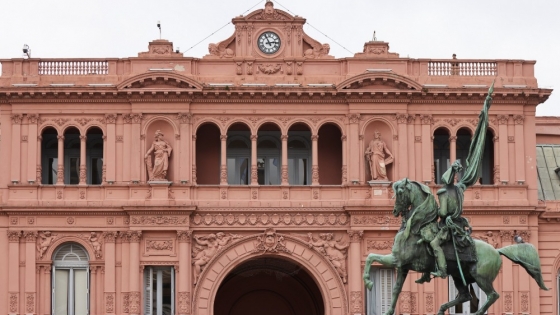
[41,127,58,184]
[64,127,81,184]
[52,243,90,315]
[288,123,312,185]
[86,127,104,185]
[456,128,472,181]
[227,134,250,185]
[433,128,451,184]
[257,134,281,185]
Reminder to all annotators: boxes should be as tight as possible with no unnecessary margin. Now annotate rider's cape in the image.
[403,182,438,240]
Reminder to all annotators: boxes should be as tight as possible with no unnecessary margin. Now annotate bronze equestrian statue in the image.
[363,83,548,315]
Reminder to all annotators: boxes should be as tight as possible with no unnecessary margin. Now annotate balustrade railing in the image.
[38,60,109,75]
[428,60,497,76]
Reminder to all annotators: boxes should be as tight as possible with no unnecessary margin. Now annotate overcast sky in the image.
[1,0,558,115]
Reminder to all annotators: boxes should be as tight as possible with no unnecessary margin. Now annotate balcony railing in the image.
[428,60,497,76]
[38,60,109,75]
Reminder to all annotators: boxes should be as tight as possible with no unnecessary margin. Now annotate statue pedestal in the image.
[367,180,391,187]
[148,181,172,200]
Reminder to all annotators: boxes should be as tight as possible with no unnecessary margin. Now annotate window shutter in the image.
[379,269,394,315]
[144,268,153,315]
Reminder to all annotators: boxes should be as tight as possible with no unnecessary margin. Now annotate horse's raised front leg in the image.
[363,253,396,290]
[384,268,409,315]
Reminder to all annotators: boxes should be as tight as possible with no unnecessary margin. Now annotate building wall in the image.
[0,3,557,315]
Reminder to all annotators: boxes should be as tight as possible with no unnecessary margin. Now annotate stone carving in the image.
[132,216,188,225]
[253,228,291,255]
[350,291,362,313]
[366,239,394,251]
[307,233,349,283]
[122,293,130,313]
[258,63,282,74]
[472,231,499,248]
[178,292,190,314]
[105,114,117,124]
[347,230,364,243]
[177,230,192,242]
[37,231,58,259]
[129,291,140,314]
[105,293,115,313]
[87,232,103,258]
[192,232,241,284]
[425,292,434,313]
[208,43,233,58]
[146,240,173,251]
[9,293,17,312]
[252,1,286,20]
[11,114,23,124]
[23,231,38,242]
[7,230,22,242]
[145,130,173,181]
[365,130,393,181]
[304,43,331,59]
[520,291,529,312]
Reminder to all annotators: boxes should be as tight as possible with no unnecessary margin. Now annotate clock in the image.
[257,31,281,54]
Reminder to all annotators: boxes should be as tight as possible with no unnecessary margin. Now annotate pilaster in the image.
[27,114,39,184]
[177,231,192,315]
[347,230,363,315]
[10,114,23,183]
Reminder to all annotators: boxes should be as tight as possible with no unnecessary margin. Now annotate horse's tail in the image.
[498,243,549,290]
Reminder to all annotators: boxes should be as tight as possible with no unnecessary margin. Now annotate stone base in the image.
[148,181,172,199]
[367,180,391,187]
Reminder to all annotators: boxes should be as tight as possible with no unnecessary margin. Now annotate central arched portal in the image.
[214,257,324,315]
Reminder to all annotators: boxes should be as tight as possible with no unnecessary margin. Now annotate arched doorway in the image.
[214,257,324,315]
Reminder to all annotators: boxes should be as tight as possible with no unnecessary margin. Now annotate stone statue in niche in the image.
[365,130,393,181]
[36,231,56,259]
[192,233,241,284]
[307,233,349,283]
[145,130,173,181]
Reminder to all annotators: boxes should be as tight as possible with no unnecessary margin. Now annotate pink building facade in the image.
[0,2,558,315]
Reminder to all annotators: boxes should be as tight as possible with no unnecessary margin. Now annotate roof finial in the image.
[372,30,377,41]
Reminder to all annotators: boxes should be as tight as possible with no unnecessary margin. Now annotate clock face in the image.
[258,31,281,54]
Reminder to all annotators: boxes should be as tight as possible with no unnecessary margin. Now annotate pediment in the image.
[117,72,203,91]
[337,73,422,91]
[244,6,295,21]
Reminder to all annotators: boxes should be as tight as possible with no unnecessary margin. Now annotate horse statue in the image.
[362,178,549,315]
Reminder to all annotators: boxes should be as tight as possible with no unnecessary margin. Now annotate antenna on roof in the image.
[372,31,377,41]
[157,21,161,39]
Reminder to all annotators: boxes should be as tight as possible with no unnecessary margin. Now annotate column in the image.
[56,135,64,185]
[120,233,130,314]
[281,135,289,185]
[407,115,416,180]
[177,231,192,315]
[341,135,347,184]
[90,267,97,315]
[347,230,364,315]
[523,111,539,203]
[178,113,191,182]
[10,115,23,183]
[414,115,422,180]
[79,135,87,185]
[103,232,118,315]
[347,114,360,183]
[122,114,132,182]
[500,231,514,315]
[497,115,509,184]
[43,266,51,315]
[128,231,142,315]
[191,135,197,184]
[396,114,408,179]
[493,136,500,184]
[420,115,432,183]
[449,136,457,164]
[311,135,319,185]
[36,136,42,184]
[8,231,21,315]
[27,114,39,183]
[507,116,516,184]
[221,134,228,185]
[23,232,38,315]
[250,135,258,185]
[106,114,117,183]
[130,114,142,182]
[513,115,525,184]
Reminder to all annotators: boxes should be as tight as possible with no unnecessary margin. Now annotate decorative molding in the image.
[425,292,434,313]
[22,231,38,242]
[347,113,361,124]
[102,231,118,243]
[499,230,514,242]
[131,216,188,225]
[520,291,529,312]
[122,292,130,313]
[497,114,508,124]
[444,118,460,126]
[79,232,103,259]
[28,114,39,124]
[307,233,348,283]
[192,232,242,284]
[503,291,513,312]
[146,239,174,252]
[127,231,142,243]
[472,231,499,248]
[514,115,524,124]
[9,293,18,313]
[7,230,21,242]
[353,215,400,226]
[105,114,117,124]
[258,63,282,75]
[191,212,349,226]
[11,114,23,124]
[129,291,140,314]
[420,114,433,124]
[415,136,421,142]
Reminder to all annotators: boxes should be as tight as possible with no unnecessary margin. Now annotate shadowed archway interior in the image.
[214,257,324,315]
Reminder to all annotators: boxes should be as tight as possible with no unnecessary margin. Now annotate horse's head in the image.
[392,178,413,217]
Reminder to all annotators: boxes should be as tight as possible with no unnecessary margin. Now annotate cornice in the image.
[197,207,344,212]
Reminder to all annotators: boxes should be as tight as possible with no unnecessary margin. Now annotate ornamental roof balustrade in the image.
[0,40,540,90]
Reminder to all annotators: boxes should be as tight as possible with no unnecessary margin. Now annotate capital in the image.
[347,230,364,243]
[177,230,192,243]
